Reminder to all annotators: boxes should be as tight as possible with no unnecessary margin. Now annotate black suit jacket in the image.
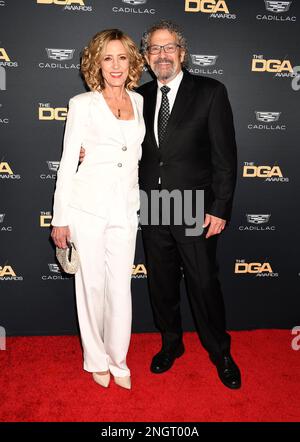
[137,70,237,241]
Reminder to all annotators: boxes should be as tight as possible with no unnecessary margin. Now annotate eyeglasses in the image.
[147,43,182,55]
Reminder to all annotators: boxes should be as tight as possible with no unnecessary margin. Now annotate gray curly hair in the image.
[141,19,189,67]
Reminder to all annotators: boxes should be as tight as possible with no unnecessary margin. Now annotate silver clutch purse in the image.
[56,241,80,274]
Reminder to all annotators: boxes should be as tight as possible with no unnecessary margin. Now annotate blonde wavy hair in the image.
[81,29,144,91]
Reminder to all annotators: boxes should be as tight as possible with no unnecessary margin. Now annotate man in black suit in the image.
[137,20,241,389]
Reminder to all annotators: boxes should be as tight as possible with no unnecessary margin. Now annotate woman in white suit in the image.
[51,29,145,390]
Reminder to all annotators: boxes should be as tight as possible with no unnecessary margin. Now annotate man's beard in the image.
[152,58,176,81]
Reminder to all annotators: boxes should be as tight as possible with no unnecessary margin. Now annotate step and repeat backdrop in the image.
[1,0,299,335]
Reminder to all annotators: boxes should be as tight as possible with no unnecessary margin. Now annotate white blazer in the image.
[51,90,145,226]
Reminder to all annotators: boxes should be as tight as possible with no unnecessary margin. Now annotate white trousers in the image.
[68,205,138,377]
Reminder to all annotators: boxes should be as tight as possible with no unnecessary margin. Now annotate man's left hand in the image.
[203,214,226,239]
[79,146,85,163]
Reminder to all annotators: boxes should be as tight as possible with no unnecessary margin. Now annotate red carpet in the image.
[0,331,299,422]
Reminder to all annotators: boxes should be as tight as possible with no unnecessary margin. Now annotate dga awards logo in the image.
[40,161,60,180]
[257,1,296,21]
[189,55,223,75]
[41,264,71,280]
[238,214,276,231]
[235,260,278,277]
[38,104,67,121]
[132,263,147,279]
[251,55,297,78]
[242,162,289,182]
[39,49,79,70]
[36,0,92,12]
[248,111,286,131]
[0,47,18,68]
[0,161,21,179]
[184,0,236,19]
[0,264,23,281]
[112,0,156,14]
[0,213,13,232]
[40,211,52,227]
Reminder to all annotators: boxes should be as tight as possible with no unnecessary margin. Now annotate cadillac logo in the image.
[122,0,147,5]
[255,112,281,122]
[264,1,292,13]
[191,55,218,67]
[46,49,75,61]
[246,214,271,224]
[48,264,61,274]
[47,161,60,172]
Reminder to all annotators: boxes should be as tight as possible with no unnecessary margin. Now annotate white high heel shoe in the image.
[92,371,110,388]
[114,375,131,390]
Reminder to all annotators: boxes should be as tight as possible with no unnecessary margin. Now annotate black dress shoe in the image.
[150,343,185,374]
[210,353,241,389]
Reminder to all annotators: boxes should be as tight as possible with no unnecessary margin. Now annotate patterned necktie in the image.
[158,85,171,146]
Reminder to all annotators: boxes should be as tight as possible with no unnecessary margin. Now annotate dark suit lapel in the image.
[160,70,194,150]
[143,81,159,151]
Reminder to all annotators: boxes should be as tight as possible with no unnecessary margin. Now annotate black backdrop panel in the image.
[0,0,299,335]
